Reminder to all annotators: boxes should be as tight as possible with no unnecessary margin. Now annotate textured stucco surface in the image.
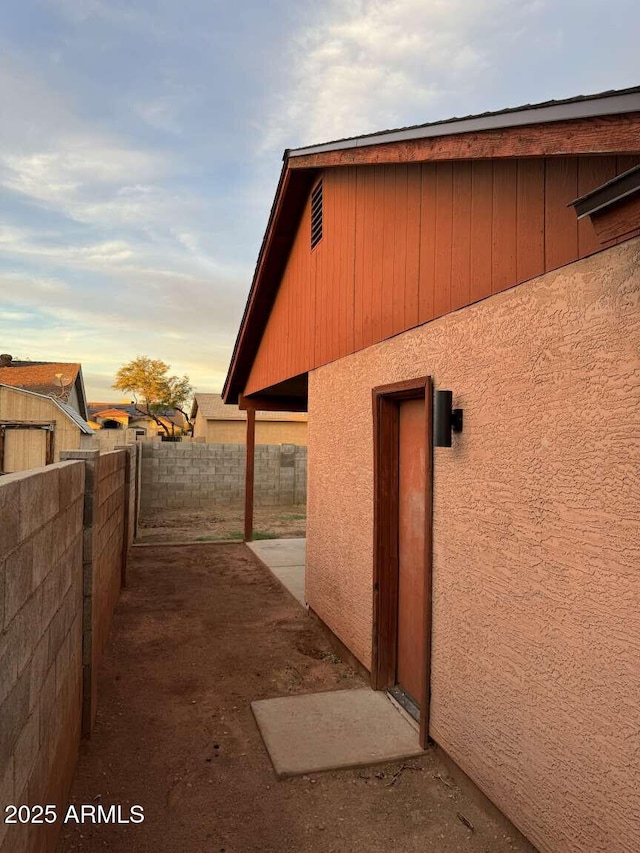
[306,238,640,853]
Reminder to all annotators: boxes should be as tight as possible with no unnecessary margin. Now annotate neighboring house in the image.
[0,354,89,420]
[191,393,307,445]
[87,402,185,436]
[0,384,94,473]
[223,87,640,853]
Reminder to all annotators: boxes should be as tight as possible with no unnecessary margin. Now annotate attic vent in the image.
[311,180,323,249]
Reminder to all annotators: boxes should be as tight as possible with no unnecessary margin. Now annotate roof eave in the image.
[223,162,317,404]
[224,89,640,404]
[288,88,640,158]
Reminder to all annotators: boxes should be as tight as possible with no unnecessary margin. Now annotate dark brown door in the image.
[372,376,432,748]
[396,398,427,710]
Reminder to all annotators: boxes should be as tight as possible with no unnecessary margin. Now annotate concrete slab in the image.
[247,538,306,607]
[248,538,306,567]
[251,688,425,778]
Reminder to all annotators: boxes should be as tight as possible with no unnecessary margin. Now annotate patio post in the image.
[244,406,256,541]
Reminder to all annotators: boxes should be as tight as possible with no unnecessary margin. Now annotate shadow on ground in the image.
[56,543,535,853]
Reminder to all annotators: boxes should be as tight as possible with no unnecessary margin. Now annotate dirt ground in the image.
[137,505,306,543]
[56,543,535,853]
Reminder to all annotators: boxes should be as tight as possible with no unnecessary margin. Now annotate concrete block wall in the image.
[60,450,127,733]
[0,461,85,853]
[139,442,307,512]
[90,451,126,732]
[117,445,136,554]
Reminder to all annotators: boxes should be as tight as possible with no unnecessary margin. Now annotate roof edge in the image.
[288,87,640,158]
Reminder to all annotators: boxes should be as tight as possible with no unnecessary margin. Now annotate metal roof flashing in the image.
[287,87,640,158]
[570,165,640,219]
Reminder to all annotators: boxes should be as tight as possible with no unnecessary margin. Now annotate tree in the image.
[113,356,194,437]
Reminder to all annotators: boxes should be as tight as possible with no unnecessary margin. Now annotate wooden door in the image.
[396,398,427,711]
[4,428,47,472]
[372,376,433,748]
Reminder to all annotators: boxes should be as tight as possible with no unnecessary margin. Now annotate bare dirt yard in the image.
[56,543,535,853]
[137,504,306,543]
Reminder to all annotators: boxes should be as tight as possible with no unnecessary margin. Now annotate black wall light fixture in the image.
[433,390,463,447]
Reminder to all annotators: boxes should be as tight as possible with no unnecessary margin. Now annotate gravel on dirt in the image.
[137,505,306,543]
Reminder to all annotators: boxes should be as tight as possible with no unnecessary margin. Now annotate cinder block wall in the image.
[139,442,307,512]
[71,450,127,732]
[0,461,85,853]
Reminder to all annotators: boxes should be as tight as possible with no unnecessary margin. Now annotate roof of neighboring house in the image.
[88,402,184,425]
[89,402,140,417]
[0,358,88,419]
[223,86,640,404]
[54,399,95,435]
[94,408,130,420]
[192,393,307,423]
[0,384,94,435]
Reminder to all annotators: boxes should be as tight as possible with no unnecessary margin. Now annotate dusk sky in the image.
[1,0,638,400]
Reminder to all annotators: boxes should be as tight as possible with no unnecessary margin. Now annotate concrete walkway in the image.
[252,688,424,778]
[247,537,306,606]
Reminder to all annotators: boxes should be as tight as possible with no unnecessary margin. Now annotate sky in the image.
[0,0,638,401]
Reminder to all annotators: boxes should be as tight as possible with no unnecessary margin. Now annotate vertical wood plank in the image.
[46,428,54,465]
[405,165,421,329]
[450,161,472,311]
[469,160,493,303]
[516,158,545,283]
[381,166,396,339]
[301,200,311,370]
[361,168,376,349]
[616,155,640,173]
[371,167,385,346]
[577,156,617,257]
[311,230,320,367]
[316,178,327,367]
[345,167,357,357]
[353,167,365,352]
[433,163,453,317]
[329,170,340,363]
[418,164,437,323]
[321,174,332,365]
[545,157,579,271]
[340,169,350,358]
[492,160,518,293]
[392,165,409,334]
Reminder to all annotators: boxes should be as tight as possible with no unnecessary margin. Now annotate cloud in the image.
[0,226,134,264]
[0,265,242,397]
[262,0,546,151]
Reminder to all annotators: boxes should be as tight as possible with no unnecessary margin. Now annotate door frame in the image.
[371,376,433,748]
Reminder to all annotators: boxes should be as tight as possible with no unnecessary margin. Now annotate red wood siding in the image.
[245,155,640,396]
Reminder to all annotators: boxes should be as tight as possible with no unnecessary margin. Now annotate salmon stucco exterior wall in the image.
[199,419,308,446]
[306,237,640,853]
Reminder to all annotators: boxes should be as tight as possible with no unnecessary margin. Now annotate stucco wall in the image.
[198,419,308,446]
[307,238,640,853]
